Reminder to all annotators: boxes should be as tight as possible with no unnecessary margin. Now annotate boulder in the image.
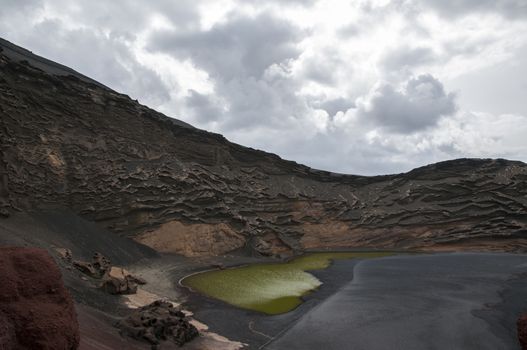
[127,274,147,285]
[0,246,79,350]
[116,300,199,347]
[212,263,226,270]
[0,208,9,218]
[100,267,138,295]
[55,248,73,262]
[72,260,98,278]
[92,252,111,274]
[69,251,144,294]
[72,252,111,278]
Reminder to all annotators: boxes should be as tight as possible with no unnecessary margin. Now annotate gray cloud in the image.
[218,73,308,130]
[149,13,303,80]
[313,97,355,118]
[52,0,200,33]
[337,23,359,38]
[360,74,457,133]
[148,12,309,131]
[300,49,346,85]
[23,19,170,106]
[420,0,527,19]
[302,60,336,85]
[179,67,310,132]
[443,36,495,57]
[185,90,223,123]
[93,0,200,29]
[380,46,436,73]
[247,0,318,5]
[0,0,42,15]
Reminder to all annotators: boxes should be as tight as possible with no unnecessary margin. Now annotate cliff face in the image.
[1,38,526,256]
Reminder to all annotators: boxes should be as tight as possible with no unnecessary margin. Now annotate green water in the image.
[182,252,393,315]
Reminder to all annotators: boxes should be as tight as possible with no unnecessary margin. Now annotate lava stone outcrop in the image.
[100,266,139,295]
[70,252,142,294]
[72,252,111,278]
[0,246,80,350]
[116,300,199,347]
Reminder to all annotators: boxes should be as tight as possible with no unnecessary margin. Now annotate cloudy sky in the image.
[1,0,527,175]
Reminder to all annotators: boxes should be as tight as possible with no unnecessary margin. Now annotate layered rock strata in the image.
[1,38,526,256]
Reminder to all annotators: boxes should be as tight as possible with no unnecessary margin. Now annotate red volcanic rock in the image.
[0,247,79,350]
[519,313,527,350]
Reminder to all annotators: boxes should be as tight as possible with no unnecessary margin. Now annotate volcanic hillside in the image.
[1,38,526,256]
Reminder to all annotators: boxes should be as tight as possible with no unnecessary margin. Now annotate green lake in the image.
[181,252,393,315]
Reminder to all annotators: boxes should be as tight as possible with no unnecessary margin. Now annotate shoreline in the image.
[178,251,400,316]
[177,256,366,349]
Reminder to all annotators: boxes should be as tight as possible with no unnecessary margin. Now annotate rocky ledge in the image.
[0,38,526,257]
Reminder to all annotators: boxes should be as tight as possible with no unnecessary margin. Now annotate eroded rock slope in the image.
[1,38,526,256]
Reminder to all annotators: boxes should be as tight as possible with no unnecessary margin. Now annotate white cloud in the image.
[149,12,304,80]
[1,0,526,174]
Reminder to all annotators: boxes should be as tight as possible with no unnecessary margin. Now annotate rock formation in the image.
[116,300,199,347]
[68,251,143,294]
[72,252,111,278]
[0,246,79,350]
[100,267,139,295]
[1,38,526,257]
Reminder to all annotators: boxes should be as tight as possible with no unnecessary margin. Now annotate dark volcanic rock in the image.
[519,313,527,350]
[116,300,199,347]
[69,251,141,294]
[100,267,139,295]
[92,252,111,273]
[72,260,98,277]
[0,37,526,256]
[55,247,73,262]
[0,246,80,350]
[72,252,111,278]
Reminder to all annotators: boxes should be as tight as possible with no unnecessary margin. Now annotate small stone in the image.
[212,263,226,270]
[127,274,147,285]
[55,248,72,262]
[92,252,111,275]
[72,260,98,277]
[0,208,9,218]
